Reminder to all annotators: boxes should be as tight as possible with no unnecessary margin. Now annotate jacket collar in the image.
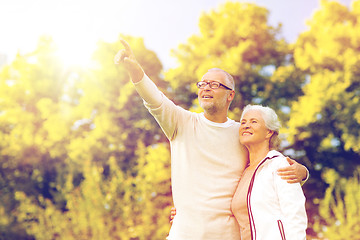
[265,150,281,159]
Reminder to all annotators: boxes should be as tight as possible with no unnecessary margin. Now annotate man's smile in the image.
[201,94,213,99]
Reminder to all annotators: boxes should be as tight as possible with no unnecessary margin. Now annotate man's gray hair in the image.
[207,68,235,90]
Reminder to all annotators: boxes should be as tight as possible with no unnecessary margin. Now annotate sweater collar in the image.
[200,112,235,128]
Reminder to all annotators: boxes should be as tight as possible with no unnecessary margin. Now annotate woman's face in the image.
[239,109,272,146]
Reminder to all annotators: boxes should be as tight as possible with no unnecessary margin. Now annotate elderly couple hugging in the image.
[115,39,308,240]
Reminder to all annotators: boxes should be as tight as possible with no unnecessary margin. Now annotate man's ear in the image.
[228,90,235,102]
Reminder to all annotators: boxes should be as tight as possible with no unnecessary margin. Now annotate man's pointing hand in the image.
[114,38,144,83]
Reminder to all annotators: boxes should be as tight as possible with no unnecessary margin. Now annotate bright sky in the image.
[0,0,354,69]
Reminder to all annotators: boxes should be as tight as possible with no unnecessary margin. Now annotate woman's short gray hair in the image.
[240,104,281,150]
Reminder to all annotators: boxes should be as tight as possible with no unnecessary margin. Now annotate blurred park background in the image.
[1,0,360,239]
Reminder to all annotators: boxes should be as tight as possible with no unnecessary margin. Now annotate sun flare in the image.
[55,35,96,68]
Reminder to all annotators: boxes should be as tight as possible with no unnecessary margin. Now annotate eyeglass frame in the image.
[196,81,233,91]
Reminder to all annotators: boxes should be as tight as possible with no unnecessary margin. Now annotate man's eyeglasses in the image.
[196,81,233,90]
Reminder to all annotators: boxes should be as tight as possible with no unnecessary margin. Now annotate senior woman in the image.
[231,104,307,240]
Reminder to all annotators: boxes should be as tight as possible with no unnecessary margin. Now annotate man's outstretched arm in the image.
[114,38,164,108]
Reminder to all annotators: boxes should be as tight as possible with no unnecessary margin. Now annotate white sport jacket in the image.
[247,150,308,240]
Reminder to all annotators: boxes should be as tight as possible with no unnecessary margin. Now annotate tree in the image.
[2,0,359,238]
[0,35,173,239]
[285,0,360,236]
[0,36,74,239]
[165,2,305,121]
[313,167,360,239]
[289,0,360,155]
[15,143,172,240]
[64,35,166,172]
[166,0,360,237]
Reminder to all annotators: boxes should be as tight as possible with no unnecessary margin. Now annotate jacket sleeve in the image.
[273,157,308,240]
[133,74,188,141]
[300,167,310,186]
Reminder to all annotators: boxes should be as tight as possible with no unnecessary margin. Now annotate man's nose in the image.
[203,83,211,90]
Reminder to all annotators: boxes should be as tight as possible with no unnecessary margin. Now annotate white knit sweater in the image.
[134,74,248,240]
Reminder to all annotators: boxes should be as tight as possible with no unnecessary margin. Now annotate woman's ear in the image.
[266,130,274,139]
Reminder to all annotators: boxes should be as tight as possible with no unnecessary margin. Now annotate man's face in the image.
[197,70,233,114]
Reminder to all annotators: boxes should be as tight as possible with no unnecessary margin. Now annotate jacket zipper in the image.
[247,155,279,240]
[277,220,286,240]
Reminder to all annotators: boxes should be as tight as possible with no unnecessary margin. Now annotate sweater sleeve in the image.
[273,157,308,240]
[300,167,310,186]
[133,74,188,141]
[133,74,163,108]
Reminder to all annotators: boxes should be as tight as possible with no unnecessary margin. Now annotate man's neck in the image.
[203,111,228,123]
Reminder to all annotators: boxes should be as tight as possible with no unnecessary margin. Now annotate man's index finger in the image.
[120,38,132,52]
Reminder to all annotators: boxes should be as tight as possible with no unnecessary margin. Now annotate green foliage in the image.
[166,1,360,238]
[313,167,360,239]
[280,0,360,236]
[14,144,171,240]
[0,1,360,239]
[289,0,360,152]
[166,1,304,120]
[0,36,74,239]
[0,35,171,239]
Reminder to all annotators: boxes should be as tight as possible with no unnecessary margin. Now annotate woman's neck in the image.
[246,143,270,168]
